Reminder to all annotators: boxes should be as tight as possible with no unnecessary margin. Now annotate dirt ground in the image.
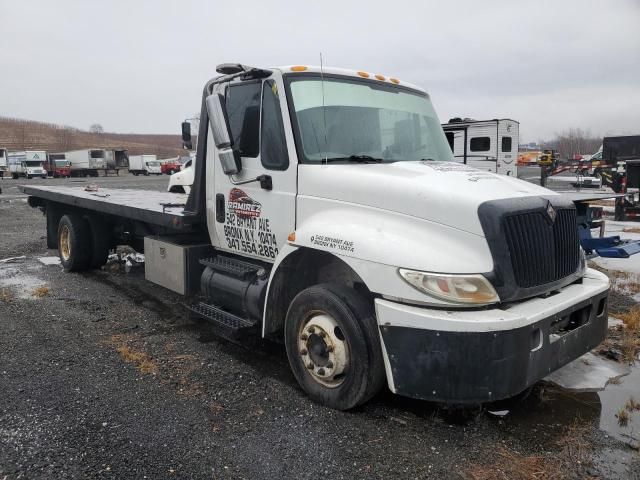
[1,175,639,479]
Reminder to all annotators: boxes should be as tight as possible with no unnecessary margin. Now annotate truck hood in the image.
[298,161,557,236]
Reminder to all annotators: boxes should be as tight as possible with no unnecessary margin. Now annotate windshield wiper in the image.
[323,155,384,163]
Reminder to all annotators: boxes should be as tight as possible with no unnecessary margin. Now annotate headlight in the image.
[398,269,500,305]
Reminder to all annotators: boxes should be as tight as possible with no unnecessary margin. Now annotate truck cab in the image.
[8,150,47,179]
[23,64,610,410]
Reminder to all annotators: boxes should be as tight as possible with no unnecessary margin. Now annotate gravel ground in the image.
[1,175,639,479]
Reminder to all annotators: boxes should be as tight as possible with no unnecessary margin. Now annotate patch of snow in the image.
[545,352,630,392]
[37,256,61,266]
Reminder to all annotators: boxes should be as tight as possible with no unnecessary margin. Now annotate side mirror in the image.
[181,122,192,150]
[206,93,241,175]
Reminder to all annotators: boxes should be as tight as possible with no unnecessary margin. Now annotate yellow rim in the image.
[59,224,71,261]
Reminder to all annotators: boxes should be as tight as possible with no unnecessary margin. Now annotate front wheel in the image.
[284,283,385,410]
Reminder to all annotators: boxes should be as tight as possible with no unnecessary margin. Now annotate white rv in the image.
[63,149,106,177]
[8,150,48,179]
[0,148,7,178]
[128,154,161,175]
[442,118,519,176]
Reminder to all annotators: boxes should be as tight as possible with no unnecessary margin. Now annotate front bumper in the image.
[376,269,610,404]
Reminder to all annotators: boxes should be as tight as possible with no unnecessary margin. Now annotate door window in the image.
[225,82,261,157]
[501,136,512,152]
[261,80,289,170]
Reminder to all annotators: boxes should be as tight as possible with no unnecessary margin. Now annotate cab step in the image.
[199,255,265,280]
[187,301,258,332]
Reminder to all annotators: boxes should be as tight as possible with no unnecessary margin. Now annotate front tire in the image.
[284,283,385,410]
[58,214,92,272]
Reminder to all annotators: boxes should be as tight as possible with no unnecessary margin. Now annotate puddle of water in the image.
[0,263,47,299]
[489,352,640,453]
[597,364,640,447]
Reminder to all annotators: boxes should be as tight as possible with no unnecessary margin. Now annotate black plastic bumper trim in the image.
[380,290,608,404]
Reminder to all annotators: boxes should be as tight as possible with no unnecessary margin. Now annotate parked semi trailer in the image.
[59,149,106,177]
[0,148,7,178]
[104,149,129,176]
[129,154,161,175]
[8,150,47,179]
[22,63,610,410]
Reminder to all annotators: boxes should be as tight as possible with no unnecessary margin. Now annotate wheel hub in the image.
[59,224,71,261]
[298,313,349,388]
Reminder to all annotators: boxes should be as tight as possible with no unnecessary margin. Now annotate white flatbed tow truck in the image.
[22,63,610,410]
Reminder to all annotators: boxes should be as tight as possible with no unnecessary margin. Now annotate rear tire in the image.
[284,283,385,410]
[57,214,92,272]
[46,204,62,249]
[12,173,18,179]
[84,215,111,268]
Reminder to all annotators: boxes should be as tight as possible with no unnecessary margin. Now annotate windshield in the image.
[147,161,160,167]
[286,75,454,163]
[55,160,70,167]
[25,161,43,167]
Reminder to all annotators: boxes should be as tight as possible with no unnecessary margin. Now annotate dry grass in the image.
[618,306,640,331]
[0,116,186,158]
[463,424,591,480]
[625,397,640,412]
[623,227,640,234]
[0,288,13,303]
[116,345,158,374]
[109,335,158,375]
[617,408,630,427]
[32,286,50,297]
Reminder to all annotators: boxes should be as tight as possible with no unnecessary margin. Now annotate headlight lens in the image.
[398,269,500,305]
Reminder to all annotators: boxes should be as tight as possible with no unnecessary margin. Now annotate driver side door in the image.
[212,75,297,263]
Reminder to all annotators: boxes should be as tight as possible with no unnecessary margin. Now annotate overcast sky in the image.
[1,0,639,142]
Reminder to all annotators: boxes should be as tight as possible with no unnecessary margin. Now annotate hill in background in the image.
[0,117,191,159]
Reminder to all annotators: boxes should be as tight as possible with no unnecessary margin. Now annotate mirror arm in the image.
[228,174,272,190]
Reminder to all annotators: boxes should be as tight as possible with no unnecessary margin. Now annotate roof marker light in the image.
[290,65,308,72]
[390,78,400,84]
[357,71,370,78]
[374,74,385,81]
[287,231,296,242]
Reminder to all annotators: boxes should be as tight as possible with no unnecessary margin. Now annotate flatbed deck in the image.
[20,185,201,230]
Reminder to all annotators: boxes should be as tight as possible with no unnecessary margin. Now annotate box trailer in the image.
[129,154,161,175]
[8,150,47,179]
[442,118,519,176]
[0,148,7,178]
[63,149,106,177]
[22,63,609,411]
[104,149,129,176]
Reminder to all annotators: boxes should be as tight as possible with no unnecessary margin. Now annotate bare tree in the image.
[542,128,602,159]
[90,123,104,134]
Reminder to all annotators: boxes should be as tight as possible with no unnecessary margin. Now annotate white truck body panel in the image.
[0,148,7,173]
[8,150,48,177]
[442,119,519,177]
[167,159,194,194]
[129,154,159,174]
[64,149,106,171]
